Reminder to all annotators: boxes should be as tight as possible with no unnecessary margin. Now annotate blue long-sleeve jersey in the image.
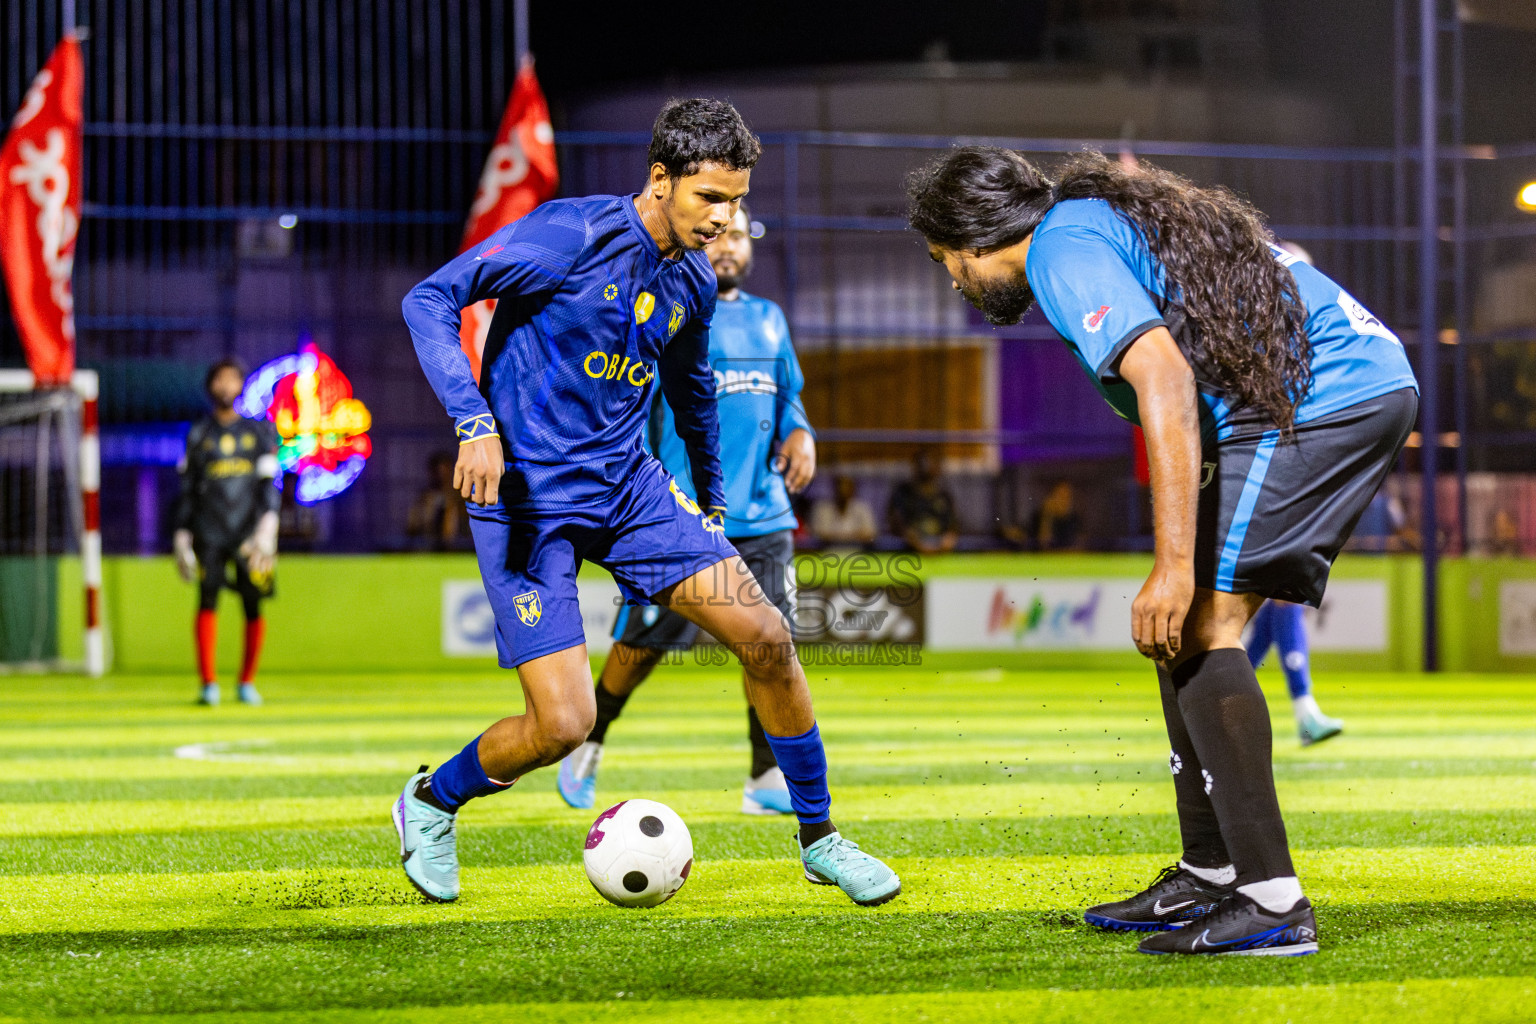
[650,291,813,538]
[402,195,726,511]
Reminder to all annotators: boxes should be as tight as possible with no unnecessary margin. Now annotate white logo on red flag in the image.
[457,62,558,381]
[0,37,83,385]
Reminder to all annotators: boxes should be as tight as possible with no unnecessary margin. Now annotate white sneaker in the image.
[741,766,794,815]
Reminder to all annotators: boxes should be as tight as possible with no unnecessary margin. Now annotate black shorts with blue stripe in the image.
[1193,387,1417,607]
[611,530,797,650]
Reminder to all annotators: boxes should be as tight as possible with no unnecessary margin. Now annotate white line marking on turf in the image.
[172,739,298,764]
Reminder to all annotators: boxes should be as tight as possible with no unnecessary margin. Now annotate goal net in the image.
[0,370,104,675]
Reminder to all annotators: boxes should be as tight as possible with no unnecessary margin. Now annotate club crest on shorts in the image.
[667,301,686,338]
[668,478,701,515]
[634,292,656,324]
[513,590,543,626]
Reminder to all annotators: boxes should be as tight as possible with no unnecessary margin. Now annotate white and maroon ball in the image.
[583,798,693,908]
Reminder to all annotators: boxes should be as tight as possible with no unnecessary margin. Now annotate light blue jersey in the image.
[1025,198,1419,440]
[651,291,813,538]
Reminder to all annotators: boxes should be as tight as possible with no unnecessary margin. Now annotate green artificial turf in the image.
[0,667,1532,1022]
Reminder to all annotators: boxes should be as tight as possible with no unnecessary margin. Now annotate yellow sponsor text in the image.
[582,351,654,388]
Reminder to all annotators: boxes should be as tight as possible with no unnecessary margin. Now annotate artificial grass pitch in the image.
[0,667,1532,1022]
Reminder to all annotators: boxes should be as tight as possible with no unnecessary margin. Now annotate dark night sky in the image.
[528,1,1536,145]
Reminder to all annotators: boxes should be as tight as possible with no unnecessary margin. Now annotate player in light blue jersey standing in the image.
[909,148,1416,955]
[558,204,815,817]
[397,99,897,909]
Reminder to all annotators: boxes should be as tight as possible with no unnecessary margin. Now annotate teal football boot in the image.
[197,682,220,707]
[1298,710,1344,747]
[801,832,901,906]
[742,767,794,815]
[237,682,263,706]
[557,741,601,809]
[392,766,459,902]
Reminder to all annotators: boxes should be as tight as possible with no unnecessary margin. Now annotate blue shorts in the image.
[466,457,735,668]
[1194,388,1416,606]
[611,530,796,651]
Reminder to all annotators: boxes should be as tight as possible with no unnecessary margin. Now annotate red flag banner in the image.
[0,37,83,385]
[458,61,558,380]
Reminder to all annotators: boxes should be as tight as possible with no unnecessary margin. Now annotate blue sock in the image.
[429,735,512,812]
[1244,600,1276,669]
[1272,601,1313,699]
[763,722,831,825]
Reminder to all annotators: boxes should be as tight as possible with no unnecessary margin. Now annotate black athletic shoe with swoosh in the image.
[1083,864,1232,932]
[1138,892,1319,956]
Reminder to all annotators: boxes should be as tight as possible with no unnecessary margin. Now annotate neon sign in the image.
[235,340,372,504]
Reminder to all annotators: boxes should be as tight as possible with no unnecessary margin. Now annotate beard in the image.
[963,274,1036,326]
[656,195,693,252]
[713,257,749,293]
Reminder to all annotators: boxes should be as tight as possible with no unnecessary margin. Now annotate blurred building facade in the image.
[3,0,1535,554]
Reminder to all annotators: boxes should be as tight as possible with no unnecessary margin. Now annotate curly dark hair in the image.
[204,357,247,396]
[908,147,1313,432]
[648,98,762,180]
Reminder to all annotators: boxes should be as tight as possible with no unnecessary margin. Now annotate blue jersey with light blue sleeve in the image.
[1025,198,1418,440]
[401,194,725,511]
[650,291,812,538]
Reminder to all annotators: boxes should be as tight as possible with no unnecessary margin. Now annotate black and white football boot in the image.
[1138,892,1319,956]
[1083,863,1232,932]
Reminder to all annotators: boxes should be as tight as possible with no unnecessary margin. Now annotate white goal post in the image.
[0,368,104,676]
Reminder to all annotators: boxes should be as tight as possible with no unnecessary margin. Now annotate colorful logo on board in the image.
[235,340,372,504]
[987,586,1101,640]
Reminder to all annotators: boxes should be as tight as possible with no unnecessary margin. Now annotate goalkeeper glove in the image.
[241,511,280,577]
[173,530,198,582]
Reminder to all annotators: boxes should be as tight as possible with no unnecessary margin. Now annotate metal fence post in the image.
[1418,0,1440,671]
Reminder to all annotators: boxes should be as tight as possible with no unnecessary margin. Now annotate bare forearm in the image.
[1141,378,1200,572]
[1118,326,1201,661]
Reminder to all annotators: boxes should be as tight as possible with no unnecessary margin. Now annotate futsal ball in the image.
[583,798,693,908]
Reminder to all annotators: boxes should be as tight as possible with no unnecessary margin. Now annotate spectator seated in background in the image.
[1028,479,1083,551]
[406,452,467,550]
[1350,480,1416,552]
[277,471,319,551]
[811,474,877,548]
[994,461,1029,549]
[1491,508,1522,555]
[888,449,958,554]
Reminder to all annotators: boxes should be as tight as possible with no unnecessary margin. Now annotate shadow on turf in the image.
[7,809,1532,878]
[4,901,1532,1017]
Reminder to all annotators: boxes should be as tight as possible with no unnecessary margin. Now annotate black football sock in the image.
[1172,648,1296,886]
[747,706,778,779]
[1158,665,1231,870]
[586,679,630,745]
[799,819,837,848]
